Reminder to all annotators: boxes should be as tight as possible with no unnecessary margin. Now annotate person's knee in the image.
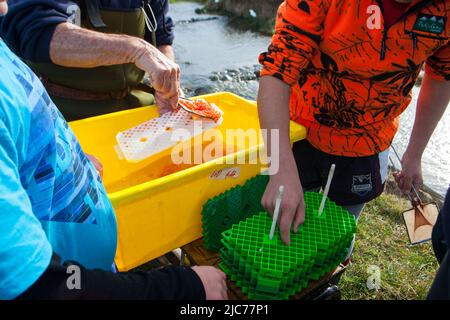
[343,203,365,221]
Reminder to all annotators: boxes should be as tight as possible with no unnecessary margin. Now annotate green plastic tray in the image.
[201,174,269,251]
[219,192,356,300]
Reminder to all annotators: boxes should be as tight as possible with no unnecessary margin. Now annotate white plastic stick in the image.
[269,185,285,240]
[318,164,336,217]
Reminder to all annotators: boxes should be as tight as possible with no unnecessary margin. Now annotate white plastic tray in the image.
[115,107,223,162]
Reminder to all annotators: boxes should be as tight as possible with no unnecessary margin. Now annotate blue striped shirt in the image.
[0,39,117,299]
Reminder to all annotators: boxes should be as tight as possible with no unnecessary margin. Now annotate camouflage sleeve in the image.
[258,0,329,86]
[425,42,450,81]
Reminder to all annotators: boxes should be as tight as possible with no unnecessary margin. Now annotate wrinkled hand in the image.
[393,151,423,195]
[192,266,228,300]
[261,152,305,245]
[135,42,180,114]
[86,154,103,178]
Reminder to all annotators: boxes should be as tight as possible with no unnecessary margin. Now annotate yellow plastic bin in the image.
[70,92,306,271]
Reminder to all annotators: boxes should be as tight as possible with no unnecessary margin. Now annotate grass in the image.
[340,192,439,300]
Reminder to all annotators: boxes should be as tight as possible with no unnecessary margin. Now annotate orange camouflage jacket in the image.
[259,0,450,157]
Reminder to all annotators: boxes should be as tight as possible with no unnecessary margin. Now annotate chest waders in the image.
[28,0,157,121]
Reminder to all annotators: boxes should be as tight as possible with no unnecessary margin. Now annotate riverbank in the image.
[171,0,279,35]
[341,186,439,300]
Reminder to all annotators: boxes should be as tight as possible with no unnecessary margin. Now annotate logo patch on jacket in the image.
[351,174,373,197]
[413,14,446,34]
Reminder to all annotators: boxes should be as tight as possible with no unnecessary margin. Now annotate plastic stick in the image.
[318,164,336,217]
[269,185,285,240]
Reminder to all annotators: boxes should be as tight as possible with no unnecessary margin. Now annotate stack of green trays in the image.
[202,174,269,251]
[219,192,357,300]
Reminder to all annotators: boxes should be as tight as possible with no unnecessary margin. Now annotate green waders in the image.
[50,89,155,121]
[28,2,156,121]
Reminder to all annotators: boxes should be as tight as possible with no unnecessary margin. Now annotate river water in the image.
[171,2,450,197]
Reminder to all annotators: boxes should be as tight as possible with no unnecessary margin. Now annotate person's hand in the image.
[393,150,423,195]
[134,42,180,114]
[192,266,228,300]
[261,151,305,245]
[86,154,103,178]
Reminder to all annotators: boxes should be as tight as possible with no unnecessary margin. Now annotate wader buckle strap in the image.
[41,76,129,101]
[142,0,158,46]
[85,0,107,28]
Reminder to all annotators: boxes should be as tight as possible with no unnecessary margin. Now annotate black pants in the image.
[428,212,450,299]
[292,140,388,206]
[427,252,450,300]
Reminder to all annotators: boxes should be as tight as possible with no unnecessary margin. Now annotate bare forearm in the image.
[49,22,152,68]
[258,76,306,245]
[158,45,175,62]
[406,74,450,158]
[257,76,292,159]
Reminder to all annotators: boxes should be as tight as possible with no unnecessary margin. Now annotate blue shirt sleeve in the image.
[0,117,53,300]
[0,0,74,63]
[0,0,174,62]
[145,0,175,46]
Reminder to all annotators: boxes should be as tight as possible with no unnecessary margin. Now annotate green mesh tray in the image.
[219,192,357,300]
[201,174,269,251]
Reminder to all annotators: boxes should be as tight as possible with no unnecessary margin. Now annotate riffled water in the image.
[394,87,450,197]
[171,2,450,196]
